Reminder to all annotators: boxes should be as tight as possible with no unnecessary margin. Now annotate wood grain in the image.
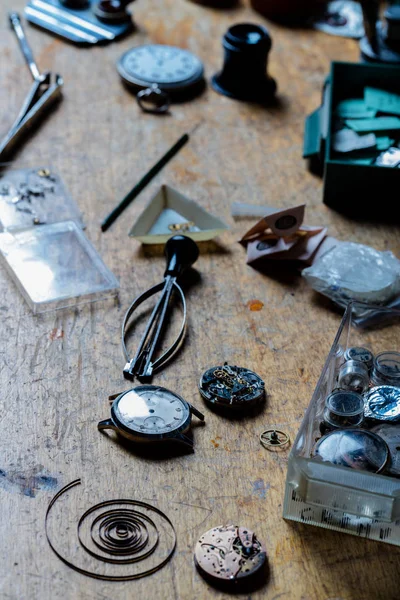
[0,1,400,599]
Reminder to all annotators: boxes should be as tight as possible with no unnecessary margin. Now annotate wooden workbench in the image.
[1,1,400,598]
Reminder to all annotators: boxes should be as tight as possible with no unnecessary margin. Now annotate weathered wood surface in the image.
[1,1,400,598]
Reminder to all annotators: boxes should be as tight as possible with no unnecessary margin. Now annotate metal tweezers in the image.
[0,13,63,162]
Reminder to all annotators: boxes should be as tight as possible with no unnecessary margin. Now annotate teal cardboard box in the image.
[304,61,400,220]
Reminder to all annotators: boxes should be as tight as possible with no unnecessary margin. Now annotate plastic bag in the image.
[302,241,400,315]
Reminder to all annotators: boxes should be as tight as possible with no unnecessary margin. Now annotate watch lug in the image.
[189,403,205,421]
[108,392,123,403]
[98,419,116,431]
[176,433,194,449]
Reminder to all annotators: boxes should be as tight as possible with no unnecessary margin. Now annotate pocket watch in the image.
[98,385,204,450]
[117,44,205,113]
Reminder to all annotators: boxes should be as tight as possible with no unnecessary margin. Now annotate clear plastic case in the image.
[0,221,119,313]
[283,303,400,545]
[0,165,83,231]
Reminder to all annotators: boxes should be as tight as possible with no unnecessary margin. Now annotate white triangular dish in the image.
[129,185,229,244]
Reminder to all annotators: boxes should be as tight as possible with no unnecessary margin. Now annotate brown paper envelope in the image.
[246,226,327,265]
[241,204,305,242]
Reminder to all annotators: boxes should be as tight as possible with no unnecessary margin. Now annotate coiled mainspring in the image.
[46,479,176,580]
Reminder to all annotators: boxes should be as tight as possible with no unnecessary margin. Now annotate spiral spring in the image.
[46,479,176,580]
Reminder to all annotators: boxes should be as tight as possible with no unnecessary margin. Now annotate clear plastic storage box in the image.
[283,303,400,545]
[0,221,119,313]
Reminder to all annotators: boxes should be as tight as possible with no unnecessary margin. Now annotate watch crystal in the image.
[114,386,190,435]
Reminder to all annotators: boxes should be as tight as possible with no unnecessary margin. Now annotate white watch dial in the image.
[118,44,204,87]
[114,386,190,435]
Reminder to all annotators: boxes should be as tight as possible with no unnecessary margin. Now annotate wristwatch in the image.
[98,385,204,450]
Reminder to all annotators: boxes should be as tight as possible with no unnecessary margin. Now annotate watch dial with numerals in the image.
[117,44,204,92]
[112,385,190,436]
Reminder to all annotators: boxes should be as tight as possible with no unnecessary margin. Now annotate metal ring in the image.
[260,429,290,450]
[136,84,170,114]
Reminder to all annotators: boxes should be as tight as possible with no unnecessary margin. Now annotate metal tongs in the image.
[122,235,200,382]
[0,13,63,162]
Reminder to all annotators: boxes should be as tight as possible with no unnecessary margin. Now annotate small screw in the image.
[37,168,51,177]
[32,217,46,225]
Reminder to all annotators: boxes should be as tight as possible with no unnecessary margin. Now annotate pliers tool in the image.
[0,13,63,162]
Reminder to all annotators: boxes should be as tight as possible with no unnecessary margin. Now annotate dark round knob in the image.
[249,0,322,20]
[59,0,88,8]
[93,0,133,22]
[212,22,277,102]
[385,6,400,44]
[225,23,272,51]
[187,0,238,6]
[164,235,199,278]
[97,0,129,13]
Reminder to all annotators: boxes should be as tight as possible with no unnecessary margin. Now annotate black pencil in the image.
[101,132,190,232]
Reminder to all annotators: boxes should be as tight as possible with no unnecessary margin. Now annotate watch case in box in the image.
[283,302,400,546]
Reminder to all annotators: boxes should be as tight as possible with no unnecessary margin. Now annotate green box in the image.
[304,61,400,220]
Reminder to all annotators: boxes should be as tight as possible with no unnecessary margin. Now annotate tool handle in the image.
[0,75,63,163]
[164,235,199,278]
[360,0,379,50]
[9,12,41,81]
[101,133,189,232]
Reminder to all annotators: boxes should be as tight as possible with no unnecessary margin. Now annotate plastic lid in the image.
[326,390,364,416]
[374,351,400,380]
[314,429,389,473]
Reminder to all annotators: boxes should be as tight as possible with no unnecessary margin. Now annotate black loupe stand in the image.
[212,23,277,102]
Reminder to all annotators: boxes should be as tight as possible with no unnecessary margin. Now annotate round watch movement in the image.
[198,363,265,410]
[98,385,204,449]
[194,524,267,586]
